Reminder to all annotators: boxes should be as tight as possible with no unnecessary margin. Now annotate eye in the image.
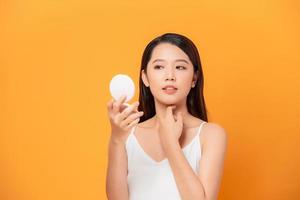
[154,65,164,69]
[176,66,186,70]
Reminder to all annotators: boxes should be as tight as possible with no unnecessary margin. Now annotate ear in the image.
[141,69,150,87]
[191,70,198,88]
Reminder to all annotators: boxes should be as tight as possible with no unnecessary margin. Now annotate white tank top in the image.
[125,121,207,200]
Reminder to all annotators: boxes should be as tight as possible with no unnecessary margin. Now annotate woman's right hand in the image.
[106,95,144,144]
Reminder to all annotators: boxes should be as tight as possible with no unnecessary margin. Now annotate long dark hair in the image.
[138,33,208,122]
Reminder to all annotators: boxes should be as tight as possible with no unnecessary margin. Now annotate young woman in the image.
[106,33,227,200]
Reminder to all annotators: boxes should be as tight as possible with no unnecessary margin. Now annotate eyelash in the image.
[154,65,186,70]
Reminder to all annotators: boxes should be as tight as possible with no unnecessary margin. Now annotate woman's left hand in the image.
[157,106,184,145]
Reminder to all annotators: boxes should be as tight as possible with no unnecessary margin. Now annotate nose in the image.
[165,68,176,81]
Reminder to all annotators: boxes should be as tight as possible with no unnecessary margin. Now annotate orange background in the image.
[1,0,299,199]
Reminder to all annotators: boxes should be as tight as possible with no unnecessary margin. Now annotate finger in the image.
[117,95,127,105]
[120,111,144,128]
[120,102,130,113]
[112,95,127,114]
[167,105,176,113]
[124,103,139,113]
[125,117,140,131]
[114,102,138,125]
[106,98,114,111]
[134,105,139,113]
[119,101,140,120]
[166,105,176,120]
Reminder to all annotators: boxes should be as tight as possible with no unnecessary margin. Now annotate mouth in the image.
[162,86,178,90]
[162,86,178,94]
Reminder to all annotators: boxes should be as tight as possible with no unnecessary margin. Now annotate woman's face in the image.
[142,42,197,106]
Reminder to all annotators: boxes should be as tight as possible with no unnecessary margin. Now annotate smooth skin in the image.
[106,43,228,200]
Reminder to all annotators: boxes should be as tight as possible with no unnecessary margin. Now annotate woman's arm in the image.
[106,136,129,200]
[163,123,228,200]
[105,95,143,200]
[195,123,227,200]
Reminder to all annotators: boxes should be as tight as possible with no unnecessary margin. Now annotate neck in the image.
[152,98,191,129]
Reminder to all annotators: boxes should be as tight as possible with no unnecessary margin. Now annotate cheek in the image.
[148,71,163,85]
[178,74,194,90]
[149,79,162,92]
[179,72,193,83]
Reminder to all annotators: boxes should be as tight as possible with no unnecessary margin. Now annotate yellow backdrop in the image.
[1,0,299,199]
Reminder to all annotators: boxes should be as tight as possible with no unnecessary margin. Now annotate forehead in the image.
[150,43,190,62]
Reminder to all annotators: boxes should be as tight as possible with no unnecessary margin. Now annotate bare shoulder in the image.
[202,122,228,149]
[196,122,228,199]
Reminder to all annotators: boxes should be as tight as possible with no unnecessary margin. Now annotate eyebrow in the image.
[152,59,189,64]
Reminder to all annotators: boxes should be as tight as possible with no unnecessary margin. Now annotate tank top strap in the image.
[125,125,137,148]
[196,121,207,137]
[125,125,138,166]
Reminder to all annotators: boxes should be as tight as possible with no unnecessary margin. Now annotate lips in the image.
[162,85,178,90]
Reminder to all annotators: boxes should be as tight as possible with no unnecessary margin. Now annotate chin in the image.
[163,103,177,106]
[153,92,185,105]
[158,98,180,106]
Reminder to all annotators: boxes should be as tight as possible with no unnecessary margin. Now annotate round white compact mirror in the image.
[109,74,135,103]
